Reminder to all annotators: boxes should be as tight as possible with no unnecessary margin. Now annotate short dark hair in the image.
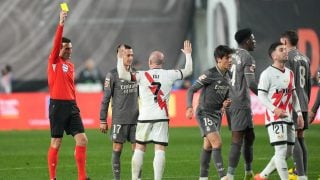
[281,30,298,46]
[268,42,283,58]
[235,28,252,44]
[214,45,234,60]
[62,37,71,43]
[116,44,132,53]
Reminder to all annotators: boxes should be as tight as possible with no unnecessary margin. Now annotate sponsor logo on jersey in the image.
[62,64,68,72]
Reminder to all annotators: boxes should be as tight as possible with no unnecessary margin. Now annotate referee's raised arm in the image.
[48,11,67,67]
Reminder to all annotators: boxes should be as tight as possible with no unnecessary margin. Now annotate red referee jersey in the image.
[47,25,76,100]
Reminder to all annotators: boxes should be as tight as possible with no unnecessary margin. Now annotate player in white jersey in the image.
[255,42,305,180]
[117,40,192,180]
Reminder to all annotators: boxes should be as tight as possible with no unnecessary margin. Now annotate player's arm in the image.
[48,11,67,66]
[292,89,304,129]
[310,88,320,123]
[180,40,193,78]
[117,46,135,81]
[99,72,114,133]
[186,81,203,119]
[244,65,258,95]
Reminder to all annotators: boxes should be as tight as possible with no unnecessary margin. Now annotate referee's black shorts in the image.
[49,99,85,138]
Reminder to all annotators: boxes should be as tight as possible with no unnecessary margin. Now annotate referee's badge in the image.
[62,64,68,72]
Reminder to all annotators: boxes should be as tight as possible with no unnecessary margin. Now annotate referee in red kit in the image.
[47,10,89,180]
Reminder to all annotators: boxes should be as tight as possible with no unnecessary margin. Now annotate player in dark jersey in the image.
[186,45,234,180]
[280,30,312,178]
[226,28,257,180]
[309,89,320,123]
[99,44,139,180]
[47,11,89,180]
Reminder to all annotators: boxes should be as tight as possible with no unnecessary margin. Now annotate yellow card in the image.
[60,2,69,12]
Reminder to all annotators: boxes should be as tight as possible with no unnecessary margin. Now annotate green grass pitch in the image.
[0,125,319,179]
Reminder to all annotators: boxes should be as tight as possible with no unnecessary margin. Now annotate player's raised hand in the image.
[59,11,67,25]
[186,107,193,120]
[99,122,108,133]
[117,45,126,60]
[181,40,192,54]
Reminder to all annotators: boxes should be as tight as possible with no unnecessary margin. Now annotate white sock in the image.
[199,177,208,180]
[227,173,234,180]
[132,149,144,180]
[153,150,165,180]
[260,156,276,178]
[274,145,288,180]
[297,176,308,180]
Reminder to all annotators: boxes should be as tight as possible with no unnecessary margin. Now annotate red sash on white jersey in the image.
[144,72,168,116]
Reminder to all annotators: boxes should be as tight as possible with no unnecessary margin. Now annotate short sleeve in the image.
[258,70,269,92]
[195,70,212,86]
[167,69,183,81]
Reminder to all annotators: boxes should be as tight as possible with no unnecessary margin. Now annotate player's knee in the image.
[231,132,244,145]
[75,134,88,146]
[113,143,123,152]
[231,137,243,146]
[50,138,62,149]
[212,139,222,149]
[245,134,255,146]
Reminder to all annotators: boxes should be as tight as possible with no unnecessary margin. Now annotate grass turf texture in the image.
[0,125,319,179]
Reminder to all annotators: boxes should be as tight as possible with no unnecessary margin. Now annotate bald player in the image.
[117,41,193,180]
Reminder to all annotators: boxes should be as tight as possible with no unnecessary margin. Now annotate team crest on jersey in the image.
[198,74,207,81]
[62,64,68,72]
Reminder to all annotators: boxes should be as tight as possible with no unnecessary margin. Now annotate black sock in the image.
[228,143,241,171]
[199,149,211,177]
[112,150,122,180]
[212,148,226,178]
[293,138,304,176]
[298,137,308,174]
